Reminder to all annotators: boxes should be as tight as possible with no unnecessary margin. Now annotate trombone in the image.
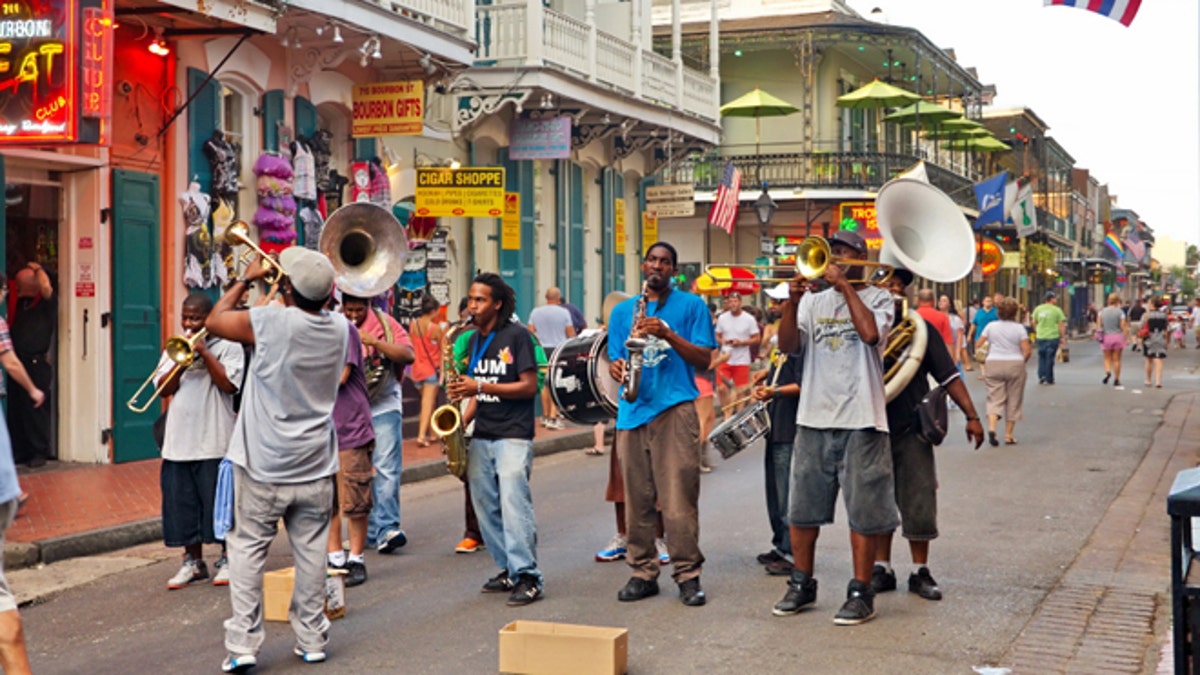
[126,329,208,413]
[703,235,892,286]
[225,221,284,284]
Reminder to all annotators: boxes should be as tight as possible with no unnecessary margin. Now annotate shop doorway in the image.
[4,173,62,463]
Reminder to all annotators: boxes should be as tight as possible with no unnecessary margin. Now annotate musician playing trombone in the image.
[607,242,716,608]
[774,229,897,626]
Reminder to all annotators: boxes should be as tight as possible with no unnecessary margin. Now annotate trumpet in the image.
[126,329,208,413]
[225,221,284,284]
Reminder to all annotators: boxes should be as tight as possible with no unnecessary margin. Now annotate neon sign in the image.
[81,4,111,120]
[976,237,1004,277]
[0,0,102,145]
[838,202,882,250]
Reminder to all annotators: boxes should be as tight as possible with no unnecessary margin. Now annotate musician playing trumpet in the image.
[607,242,716,608]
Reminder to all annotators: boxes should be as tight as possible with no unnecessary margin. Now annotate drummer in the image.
[750,343,804,577]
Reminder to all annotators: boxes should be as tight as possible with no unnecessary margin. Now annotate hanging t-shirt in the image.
[162,336,244,462]
[608,289,717,430]
[794,285,893,432]
[469,321,539,441]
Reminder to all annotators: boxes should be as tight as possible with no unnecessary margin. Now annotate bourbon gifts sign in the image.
[0,0,109,145]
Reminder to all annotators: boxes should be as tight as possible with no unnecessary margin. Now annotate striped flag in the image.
[708,161,741,235]
[1043,0,1141,27]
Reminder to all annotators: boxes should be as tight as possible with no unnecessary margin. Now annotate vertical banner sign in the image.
[81,5,112,122]
[614,198,626,255]
[351,80,423,137]
[641,211,658,254]
[501,192,521,250]
[0,0,95,144]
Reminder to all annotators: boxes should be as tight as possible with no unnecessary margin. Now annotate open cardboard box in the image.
[499,620,627,675]
[263,566,346,622]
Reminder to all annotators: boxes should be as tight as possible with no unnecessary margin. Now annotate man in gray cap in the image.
[1030,290,1067,385]
[207,247,348,671]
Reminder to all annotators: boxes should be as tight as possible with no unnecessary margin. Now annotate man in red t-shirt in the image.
[914,288,952,348]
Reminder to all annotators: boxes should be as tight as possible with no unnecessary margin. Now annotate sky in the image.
[844,0,1200,246]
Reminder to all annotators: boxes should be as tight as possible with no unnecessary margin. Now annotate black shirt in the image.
[1128,305,1146,322]
[11,295,55,356]
[886,318,958,438]
[766,353,804,445]
[469,321,538,441]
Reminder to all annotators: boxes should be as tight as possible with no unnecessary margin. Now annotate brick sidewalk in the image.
[8,422,593,546]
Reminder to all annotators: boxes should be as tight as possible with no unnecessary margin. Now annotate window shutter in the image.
[261,89,285,152]
[186,68,220,192]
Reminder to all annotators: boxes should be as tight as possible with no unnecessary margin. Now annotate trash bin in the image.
[1167,467,1200,674]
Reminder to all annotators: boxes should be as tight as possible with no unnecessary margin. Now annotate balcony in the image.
[665,150,977,208]
[474,3,718,124]
[283,0,475,64]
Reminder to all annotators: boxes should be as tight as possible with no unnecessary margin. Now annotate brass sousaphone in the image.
[320,202,410,298]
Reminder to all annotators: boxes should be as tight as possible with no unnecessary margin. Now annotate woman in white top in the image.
[977,297,1032,447]
[939,295,969,372]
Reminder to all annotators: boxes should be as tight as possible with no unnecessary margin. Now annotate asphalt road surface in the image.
[19,340,1192,674]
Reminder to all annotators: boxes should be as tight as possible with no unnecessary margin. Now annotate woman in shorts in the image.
[1098,293,1128,387]
[1143,298,1169,388]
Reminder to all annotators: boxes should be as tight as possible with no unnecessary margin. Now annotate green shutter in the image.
[601,167,615,298]
[567,162,584,307]
[355,137,376,160]
[261,89,284,152]
[186,68,219,192]
[555,159,567,290]
[294,96,318,140]
[499,150,535,321]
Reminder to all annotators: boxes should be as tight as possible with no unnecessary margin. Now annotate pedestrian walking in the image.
[1142,298,1169,388]
[1031,291,1067,385]
[977,298,1032,446]
[1097,293,1128,387]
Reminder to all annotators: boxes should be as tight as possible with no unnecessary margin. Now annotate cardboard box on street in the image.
[499,620,627,675]
[263,567,346,622]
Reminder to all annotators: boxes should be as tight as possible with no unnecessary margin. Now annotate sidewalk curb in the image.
[3,429,596,571]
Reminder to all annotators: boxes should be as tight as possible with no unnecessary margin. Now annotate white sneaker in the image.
[656,538,671,565]
[167,557,208,590]
[595,534,628,562]
[212,556,230,586]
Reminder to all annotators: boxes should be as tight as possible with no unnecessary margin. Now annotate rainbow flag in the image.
[1103,232,1125,258]
[1044,0,1141,27]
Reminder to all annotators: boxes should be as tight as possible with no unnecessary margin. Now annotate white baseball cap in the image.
[765,281,790,301]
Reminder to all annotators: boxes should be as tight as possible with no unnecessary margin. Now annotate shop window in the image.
[213,79,259,216]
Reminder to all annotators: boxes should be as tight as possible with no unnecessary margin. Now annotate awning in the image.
[156,0,277,32]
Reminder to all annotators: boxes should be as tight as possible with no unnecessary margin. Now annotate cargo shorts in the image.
[789,426,899,535]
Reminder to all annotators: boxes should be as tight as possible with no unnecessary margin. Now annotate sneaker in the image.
[617,577,659,602]
[678,577,706,606]
[455,537,482,554]
[595,534,627,562]
[482,570,514,593]
[167,556,209,590]
[772,570,818,616]
[907,566,943,601]
[832,579,876,626]
[221,653,257,673]
[212,556,231,586]
[756,550,785,565]
[293,646,327,664]
[376,529,407,554]
[870,564,896,593]
[764,559,794,576]
[655,538,670,565]
[345,560,367,587]
[506,574,543,606]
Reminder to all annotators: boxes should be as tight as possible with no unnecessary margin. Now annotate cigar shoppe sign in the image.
[0,0,109,145]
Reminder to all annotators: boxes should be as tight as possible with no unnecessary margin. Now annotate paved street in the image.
[15,340,1198,674]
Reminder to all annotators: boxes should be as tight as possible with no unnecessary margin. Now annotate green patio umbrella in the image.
[835,79,922,109]
[942,136,1012,153]
[720,87,800,156]
[923,126,992,140]
[934,117,984,131]
[882,101,961,127]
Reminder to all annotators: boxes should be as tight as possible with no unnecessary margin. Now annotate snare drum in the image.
[707,402,771,459]
[548,333,619,425]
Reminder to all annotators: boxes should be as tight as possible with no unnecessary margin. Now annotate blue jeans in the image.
[765,442,793,557]
[1036,339,1059,383]
[368,409,404,546]
[468,438,542,585]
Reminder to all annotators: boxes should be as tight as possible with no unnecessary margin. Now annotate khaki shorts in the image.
[333,443,374,516]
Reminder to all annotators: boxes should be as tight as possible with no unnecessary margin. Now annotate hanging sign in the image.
[351,80,423,137]
[641,211,657,254]
[415,167,505,217]
[501,192,521,250]
[614,198,626,255]
[0,0,106,145]
[81,4,112,121]
[509,116,571,160]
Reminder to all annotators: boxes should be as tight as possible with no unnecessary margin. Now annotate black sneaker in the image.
[481,570,514,593]
[870,564,897,593]
[617,577,659,602]
[678,578,706,607]
[756,550,784,565]
[506,574,543,606]
[833,579,876,626]
[908,567,943,601]
[345,560,367,587]
[764,559,794,576]
[772,570,817,616]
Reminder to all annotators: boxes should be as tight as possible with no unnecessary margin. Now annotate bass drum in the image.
[548,333,620,425]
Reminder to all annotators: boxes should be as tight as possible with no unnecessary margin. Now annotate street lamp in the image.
[753,183,776,230]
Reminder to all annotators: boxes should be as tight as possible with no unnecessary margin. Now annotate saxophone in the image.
[622,282,649,403]
[432,321,469,478]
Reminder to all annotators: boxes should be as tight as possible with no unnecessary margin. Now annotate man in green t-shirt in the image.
[1031,291,1067,385]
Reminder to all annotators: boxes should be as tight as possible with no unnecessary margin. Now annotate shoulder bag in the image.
[914,372,960,446]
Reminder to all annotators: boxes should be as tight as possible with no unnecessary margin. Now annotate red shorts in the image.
[717,363,750,388]
[694,375,713,398]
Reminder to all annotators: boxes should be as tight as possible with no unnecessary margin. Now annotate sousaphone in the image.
[320,202,410,298]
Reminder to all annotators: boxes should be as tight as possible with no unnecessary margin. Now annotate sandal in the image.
[585,447,605,456]
[1005,438,1018,445]
[416,438,430,448]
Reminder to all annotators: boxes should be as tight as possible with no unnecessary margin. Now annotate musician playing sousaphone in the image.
[607,242,716,607]
[772,229,898,626]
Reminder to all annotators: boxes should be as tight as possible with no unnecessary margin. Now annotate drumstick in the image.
[721,394,755,412]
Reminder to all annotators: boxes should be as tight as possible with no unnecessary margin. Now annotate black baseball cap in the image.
[829,230,867,255]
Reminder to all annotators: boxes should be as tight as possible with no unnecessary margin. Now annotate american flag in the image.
[708,161,741,235]
[1043,0,1141,27]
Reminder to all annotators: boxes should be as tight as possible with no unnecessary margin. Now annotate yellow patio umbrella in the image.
[720,87,800,156]
[835,80,922,109]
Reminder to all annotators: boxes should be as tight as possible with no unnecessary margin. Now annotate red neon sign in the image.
[838,201,883,250]
[81,4,111,120]
[0,0,94,144]
[976,237,1004,277]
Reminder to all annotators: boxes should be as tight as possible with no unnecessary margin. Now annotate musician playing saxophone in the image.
[606,242,716,608]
